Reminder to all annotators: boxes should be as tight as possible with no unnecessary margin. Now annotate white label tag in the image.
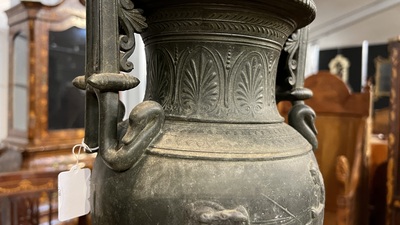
[58,166,91,221]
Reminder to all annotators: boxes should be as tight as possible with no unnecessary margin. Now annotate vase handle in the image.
[97,98,164,172]
[73,73,165,172]
[72,1,164,171]
[276,27,318,150]
[288,102,318,150]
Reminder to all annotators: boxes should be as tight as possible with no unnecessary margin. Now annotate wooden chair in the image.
[279,71,371,225]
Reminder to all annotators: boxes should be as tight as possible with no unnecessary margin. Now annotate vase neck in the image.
[142,4,296,123]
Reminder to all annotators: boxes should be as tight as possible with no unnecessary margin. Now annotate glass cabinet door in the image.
[47,27,86,130]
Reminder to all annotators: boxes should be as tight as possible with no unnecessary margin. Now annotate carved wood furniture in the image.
[0,170,62,225]
[279,70,371,225]
[386,36,400,225]
[2,0,92,171]
[0,170,89,225]
[304,71,371,225]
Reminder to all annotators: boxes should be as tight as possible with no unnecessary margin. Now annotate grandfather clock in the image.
[2,0,93,171]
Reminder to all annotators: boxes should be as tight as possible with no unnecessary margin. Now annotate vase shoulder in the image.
[149,120,312,160]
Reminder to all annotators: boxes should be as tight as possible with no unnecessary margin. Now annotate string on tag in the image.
[79,139,99,153]
[71,139,99,170]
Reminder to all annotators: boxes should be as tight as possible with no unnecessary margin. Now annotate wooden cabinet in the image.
[387,36,400,225]
[1,0,93,172]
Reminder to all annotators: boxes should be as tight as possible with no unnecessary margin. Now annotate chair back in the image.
[305,71,371,225]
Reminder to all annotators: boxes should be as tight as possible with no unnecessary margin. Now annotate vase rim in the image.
[135,0,316,29]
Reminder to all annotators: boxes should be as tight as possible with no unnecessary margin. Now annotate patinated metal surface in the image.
[74,0,324,224]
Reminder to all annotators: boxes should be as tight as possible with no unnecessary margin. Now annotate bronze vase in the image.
[77,0,325,224]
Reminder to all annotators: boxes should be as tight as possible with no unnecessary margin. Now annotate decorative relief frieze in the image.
[118,0,147,72]
[283,29,300,86]
[143,8,295,43]
[206,12,293,38]
[266,52,278,106]
[233,53,265,116]
[309,161,325,221]
[179,47,221,115]
[145,49,174,106]
[223,46,234,108]
[144,43,282,122]
[186,201,250,225]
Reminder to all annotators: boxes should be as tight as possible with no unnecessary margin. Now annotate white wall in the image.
[306,0,400,79]
[120,34,147,119]
[0,0,11,141]
[310,0,400,50]
[305,43,320,77]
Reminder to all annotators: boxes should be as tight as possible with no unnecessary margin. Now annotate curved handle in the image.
[288,102,318,150]
[100,101,164,172]
[74,73,165,172]
[106,101,164,171]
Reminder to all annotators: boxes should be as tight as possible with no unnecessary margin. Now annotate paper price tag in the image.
[58,166,91,221]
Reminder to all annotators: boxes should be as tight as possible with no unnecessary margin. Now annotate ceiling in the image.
[310,0,400,49]
[2,0,400,50]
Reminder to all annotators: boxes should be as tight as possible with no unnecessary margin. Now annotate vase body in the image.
[91,1,324,224]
